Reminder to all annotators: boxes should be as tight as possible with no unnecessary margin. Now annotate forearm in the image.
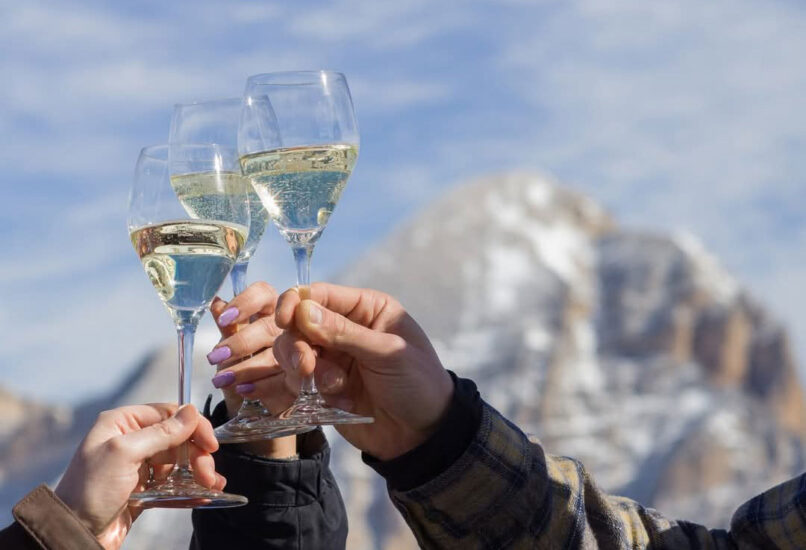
[191,401,347,550]
[367,376,799,549]
[2,485,102,550]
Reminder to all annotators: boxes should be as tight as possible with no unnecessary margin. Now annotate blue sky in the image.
[1,0,805,403]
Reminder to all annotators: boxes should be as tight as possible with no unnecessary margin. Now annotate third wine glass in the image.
[239,71,373,427]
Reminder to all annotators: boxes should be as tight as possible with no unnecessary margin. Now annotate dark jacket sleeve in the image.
[190,400,348,550]
[0,485,103,550]
[363,375,806,549]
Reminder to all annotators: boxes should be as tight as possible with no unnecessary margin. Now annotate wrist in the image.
[217,398,299,458]
[363,373,482,491]
[52,484,96,535]
[390,368,454,460]
[237,435,298,459]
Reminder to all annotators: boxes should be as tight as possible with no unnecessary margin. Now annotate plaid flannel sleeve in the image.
[387,400,806,549]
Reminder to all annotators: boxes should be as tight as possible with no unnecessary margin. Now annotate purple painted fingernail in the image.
[218,307,239,327]
[207,346,231,364]
[236,383,256,395]
[212,371,236,388]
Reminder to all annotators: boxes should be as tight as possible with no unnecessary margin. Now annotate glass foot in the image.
[215,413,315,444]
[278,393,374,426]
[129,470,247,509]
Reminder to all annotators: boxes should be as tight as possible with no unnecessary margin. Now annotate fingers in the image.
[234,372,297,415]
[276,283,403,330]
[294,300,408,364]
[210,298,237,339]
[273,331,316,378]
[275,288,302,329]
[149,437,214,468]
[314,356,350,394]
[210,281,278,329]
[94,403,177,435]
[211,348,283,389]
[147,452,225,491]
[274,332,348,394]
[189,414,218,454]
[207,316,281,365]
[111,404,202,463]
[190,453,219,489]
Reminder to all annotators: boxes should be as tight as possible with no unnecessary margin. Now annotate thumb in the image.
[296,300,406,363]
[116,404,199,463]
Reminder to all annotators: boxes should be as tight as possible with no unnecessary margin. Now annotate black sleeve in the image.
[190,400,348,550]
[362,372,483,491]
[0,521,43,549]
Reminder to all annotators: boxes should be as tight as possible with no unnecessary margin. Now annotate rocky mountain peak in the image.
[0,173,802,549]
[335,172,805,547]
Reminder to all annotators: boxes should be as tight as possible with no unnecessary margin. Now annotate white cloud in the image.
[1,0,805,406]
[287,0,475,48]
[489,0,806,364]
[350,77,453,113]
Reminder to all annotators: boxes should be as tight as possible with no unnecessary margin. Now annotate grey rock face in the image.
[334,173,805,548]
[1,173,802,550]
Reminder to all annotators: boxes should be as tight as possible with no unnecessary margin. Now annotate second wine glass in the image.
[169,100,311,443]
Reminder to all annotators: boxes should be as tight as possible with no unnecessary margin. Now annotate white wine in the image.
[131,220,246,324]
[240,144,358,247]
[170,172,268,262]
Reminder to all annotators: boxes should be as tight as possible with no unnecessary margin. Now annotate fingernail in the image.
[212,371,236,388]
[207,346,231,365]
[306,302,322,325]
[218,307,239,327]
[174,404,195,425]
[292,352,301,371]
[321,369,343,392]
[236,383,256,395]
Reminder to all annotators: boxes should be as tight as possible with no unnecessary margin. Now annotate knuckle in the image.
[258,316,278,338]
[97,409,116,423]
[152,419,178,440]
[254,281,276,299]
[273,339,289,365]
[386,334,408,356]
[104,435,127,455]
[331,314,350,344]
[230,332,247,353]
[259,347,277,365]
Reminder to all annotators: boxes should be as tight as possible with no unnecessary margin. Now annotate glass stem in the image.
[173,322,196,476]
[229,261,264,412]
[293,245,318,398]
[230,262,249,296]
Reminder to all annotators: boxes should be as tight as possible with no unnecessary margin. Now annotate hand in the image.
[273,283,454,461]
[54,404,221,550]
[207,281,298,458]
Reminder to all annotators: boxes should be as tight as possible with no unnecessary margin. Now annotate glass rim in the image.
[172,97,241,109]
[245,70,347,87]
[139,144,168,160]
[140,143,238,160]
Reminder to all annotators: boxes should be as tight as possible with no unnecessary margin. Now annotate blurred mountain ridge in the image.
[0,172,803,549]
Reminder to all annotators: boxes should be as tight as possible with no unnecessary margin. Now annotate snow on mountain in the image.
[334,172,805,548]
[1,173,803,550]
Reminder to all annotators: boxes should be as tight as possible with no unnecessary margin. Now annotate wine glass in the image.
[127,144,248,508]
[239,70,373,426]
[169,99,310,443]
